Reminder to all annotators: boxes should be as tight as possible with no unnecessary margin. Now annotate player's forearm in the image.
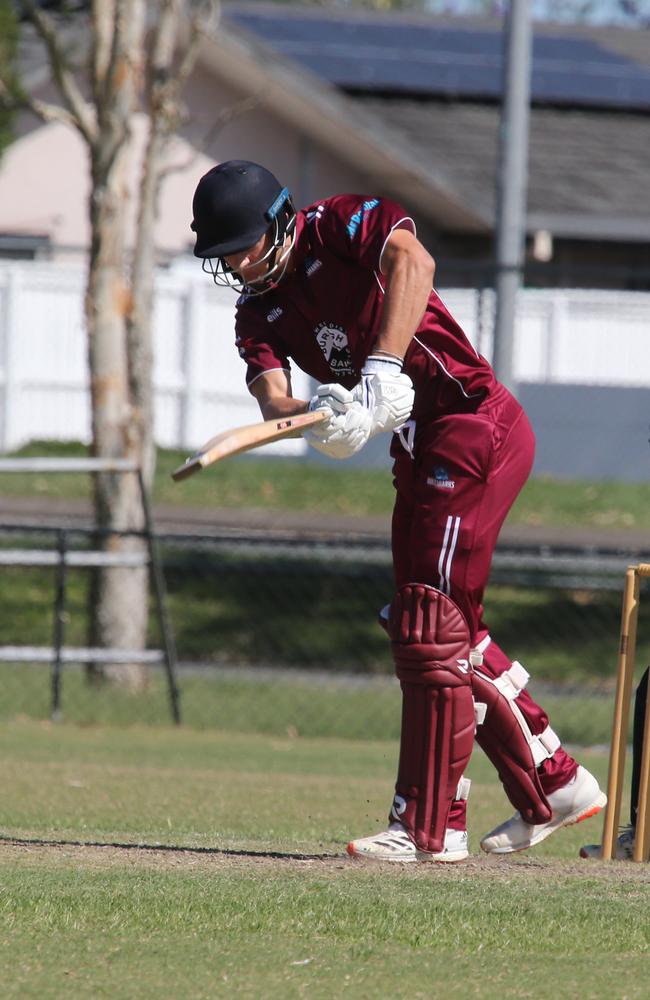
[258,395,309,420]
[249,369,308,421]
[374,236,434,360]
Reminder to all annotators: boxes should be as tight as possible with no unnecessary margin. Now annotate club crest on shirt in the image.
[314,322,355,376]
[427,465,455,490]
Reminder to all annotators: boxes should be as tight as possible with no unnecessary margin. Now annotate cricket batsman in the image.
[190,160,606,861]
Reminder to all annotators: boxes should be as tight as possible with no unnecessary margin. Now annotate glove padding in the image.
[306,384,372,459]
[353,355,414,436]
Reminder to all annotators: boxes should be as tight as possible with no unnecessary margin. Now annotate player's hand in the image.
[353,355,414,435]
[306,386,372,458]
[308,382,359,421]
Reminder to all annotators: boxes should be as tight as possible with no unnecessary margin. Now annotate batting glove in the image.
[306,385,372,459]
[353,355,414,436]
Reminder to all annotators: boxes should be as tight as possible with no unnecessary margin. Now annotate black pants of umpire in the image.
[631,667,650,828]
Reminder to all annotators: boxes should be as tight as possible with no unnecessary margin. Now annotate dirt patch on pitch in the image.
[1,837,649,884]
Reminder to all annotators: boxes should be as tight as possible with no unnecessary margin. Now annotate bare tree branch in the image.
[146,0,218,134]
[151,0,182,70]
[27,95,81,128]
[91,1,147,186]
[0,74,79,129]
[91,0,117,108]
[174,0,220,90]
[159,92,259,181]
[18,0,97,145]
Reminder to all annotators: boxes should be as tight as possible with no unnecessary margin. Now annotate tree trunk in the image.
[16,0,203,690]
[86,0,150,691]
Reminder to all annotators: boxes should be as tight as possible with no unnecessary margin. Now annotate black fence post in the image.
[138,469,182,725]
[51,528,67,721]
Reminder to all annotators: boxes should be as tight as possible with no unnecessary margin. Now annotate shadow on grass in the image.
[0,834,338,862]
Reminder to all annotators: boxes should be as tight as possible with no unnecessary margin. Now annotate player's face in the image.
[223,233,272,286]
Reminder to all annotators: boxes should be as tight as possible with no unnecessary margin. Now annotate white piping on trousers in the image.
[438,514,461,595]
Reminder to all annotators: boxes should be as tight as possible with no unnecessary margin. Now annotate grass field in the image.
[2,442,649,996]
[0,661,623,747]
[5,439,650,533]
[0,719,646,1000]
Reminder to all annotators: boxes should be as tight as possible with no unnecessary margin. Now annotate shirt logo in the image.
[346,198,379,238]
[305,257,322,277]
[306,205,325,224]
[427,465,455,490]
[266,307,283,322]
[315,322,355,376]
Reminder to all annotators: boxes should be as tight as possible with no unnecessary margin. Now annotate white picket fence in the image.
[0,259,312,455]
[0,257,648,454]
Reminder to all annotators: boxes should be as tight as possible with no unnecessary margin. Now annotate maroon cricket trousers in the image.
[390,381,577,823]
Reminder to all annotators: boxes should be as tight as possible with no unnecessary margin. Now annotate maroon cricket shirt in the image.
[234,194,496,422]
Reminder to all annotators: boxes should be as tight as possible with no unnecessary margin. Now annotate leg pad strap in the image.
[472,663,553,825]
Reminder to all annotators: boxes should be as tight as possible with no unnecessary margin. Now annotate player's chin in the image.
[242,266,267,285]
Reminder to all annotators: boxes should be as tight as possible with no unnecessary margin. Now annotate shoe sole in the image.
[416,849,469,863]
[481,793,607,855]
[346,843,468,863]
[346,844,417,862]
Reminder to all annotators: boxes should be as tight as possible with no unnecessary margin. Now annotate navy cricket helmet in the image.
[191,160,294,259]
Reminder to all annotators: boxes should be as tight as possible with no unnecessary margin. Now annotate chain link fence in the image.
[0,523,648,747]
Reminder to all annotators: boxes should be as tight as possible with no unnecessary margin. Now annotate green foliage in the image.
[0,0,19,158]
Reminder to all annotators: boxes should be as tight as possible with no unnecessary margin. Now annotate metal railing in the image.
[0,458,181,723]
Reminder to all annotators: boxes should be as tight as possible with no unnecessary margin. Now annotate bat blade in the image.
[171,410,327,482]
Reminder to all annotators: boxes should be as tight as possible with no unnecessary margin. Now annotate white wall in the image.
[0,117,214,258]
[0,258,648,454]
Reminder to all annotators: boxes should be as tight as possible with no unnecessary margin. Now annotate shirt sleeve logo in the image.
[315,322,355,376]
[346,199,380,238]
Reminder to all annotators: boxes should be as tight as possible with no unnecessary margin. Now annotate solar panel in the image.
[226,7,650,109]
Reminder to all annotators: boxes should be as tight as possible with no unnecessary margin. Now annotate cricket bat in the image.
[171,410,327,481]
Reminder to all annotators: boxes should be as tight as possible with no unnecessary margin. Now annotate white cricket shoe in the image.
[347,823,468,863]
[580,826,636,861]
[417,828,469,863]
[480,765,607,855]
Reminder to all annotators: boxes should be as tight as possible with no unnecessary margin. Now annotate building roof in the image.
[219,4,650,242]
[354,97,650,241]
[226,3,650,111]
[197,11,491,233]
[10,5,650,246]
